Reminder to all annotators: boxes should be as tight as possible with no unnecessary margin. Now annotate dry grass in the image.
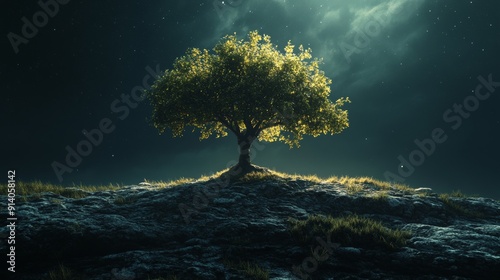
[236,168,322,183]
[237,169,413,191]
[0,168,417,200]
[149,177,197,188]
[345,183,364,194]
[0,181,122,201]
[148,168,233,188]
[325,176,414,193]
[237,170,416,194]
[372,191,389,201]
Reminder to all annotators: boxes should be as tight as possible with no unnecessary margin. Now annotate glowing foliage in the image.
[147,30,350,148]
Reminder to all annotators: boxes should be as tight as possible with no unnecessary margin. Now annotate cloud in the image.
[200,1,425,87]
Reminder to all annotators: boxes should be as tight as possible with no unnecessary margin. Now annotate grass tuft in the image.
[325,176,414,193]
[223,259,269,280]
[345,183,364,194]
[289,214,411,251]
[372,191,389,201]
[439,193,484,218]
[237,169,322,184]
[46,264,81,280]
[448,190,468,198]
[152,177,197,188]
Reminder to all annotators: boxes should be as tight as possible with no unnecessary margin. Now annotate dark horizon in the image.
[2,0,500,199]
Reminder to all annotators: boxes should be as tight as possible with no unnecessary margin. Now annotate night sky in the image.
[2,0,500,199]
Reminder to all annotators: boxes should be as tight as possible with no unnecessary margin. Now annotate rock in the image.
[415,187,433,192]
[1,178,499,279]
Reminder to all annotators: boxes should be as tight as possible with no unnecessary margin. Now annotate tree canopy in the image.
[146,30,350,172]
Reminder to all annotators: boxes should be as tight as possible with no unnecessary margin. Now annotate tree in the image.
[146,30,350,174]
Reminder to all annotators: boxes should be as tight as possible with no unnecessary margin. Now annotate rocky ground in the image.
[1,173,499,279]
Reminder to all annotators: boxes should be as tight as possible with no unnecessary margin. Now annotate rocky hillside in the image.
[2,171,500,279]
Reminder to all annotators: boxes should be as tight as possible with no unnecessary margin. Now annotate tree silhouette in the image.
[147,31,350,174]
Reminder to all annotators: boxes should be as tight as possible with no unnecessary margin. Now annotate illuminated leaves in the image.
[146,30,350,147]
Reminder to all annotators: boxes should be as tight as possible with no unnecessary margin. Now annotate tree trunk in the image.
[237,135,254,173]
[221,132,269,182]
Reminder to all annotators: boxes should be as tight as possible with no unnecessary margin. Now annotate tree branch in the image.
[216,115,238,136]
[243,118,253,133]
[255,119,264,131]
